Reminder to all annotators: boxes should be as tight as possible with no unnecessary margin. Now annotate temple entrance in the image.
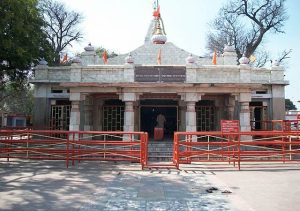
[250,102,268,130]
[140,105,178,140]
[196,100,217,131]
[50,100,71,130]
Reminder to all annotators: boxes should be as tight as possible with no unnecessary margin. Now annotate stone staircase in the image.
[148,141,173,162]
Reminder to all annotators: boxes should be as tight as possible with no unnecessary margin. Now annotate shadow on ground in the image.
[0,159,235,211]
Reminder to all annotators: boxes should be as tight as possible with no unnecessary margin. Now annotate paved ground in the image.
[213,164,300,211]
[0,160,300,211]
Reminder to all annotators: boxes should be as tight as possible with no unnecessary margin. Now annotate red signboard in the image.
[221,120,240,133]
[297,114,300,120]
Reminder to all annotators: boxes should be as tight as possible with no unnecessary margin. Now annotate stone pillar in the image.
[134,101,140,131]
[239,93,251,132]
[93,99,103,131]
[186,101,197,132]
[180,93,202,132]
[69,93,81,131]
[271,85,285,120]
[69,101,80,131]
[119,93,139,132]
[178,100,186,131]
[124,101,135,132]
[227,95,236,120]
[83,95,93,131]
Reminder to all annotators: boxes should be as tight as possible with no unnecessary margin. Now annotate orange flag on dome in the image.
[103,50,108,64]
[212,48,217,65]
[153,5,160,17]
[157,49,161,65]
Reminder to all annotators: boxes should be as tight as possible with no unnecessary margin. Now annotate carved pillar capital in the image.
[179,92,202,102]
[118,92,140,102]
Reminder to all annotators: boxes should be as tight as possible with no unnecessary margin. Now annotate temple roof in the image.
[108,41,208,65]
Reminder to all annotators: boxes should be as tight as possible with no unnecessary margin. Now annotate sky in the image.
[59,0,300,109]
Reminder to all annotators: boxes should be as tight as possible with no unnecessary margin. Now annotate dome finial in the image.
[239,53,250,65]
[151,1,167,44]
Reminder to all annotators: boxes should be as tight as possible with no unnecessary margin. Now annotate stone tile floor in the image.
[0,161,252,210]
[79,170,237,211]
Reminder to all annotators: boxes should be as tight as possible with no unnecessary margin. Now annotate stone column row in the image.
[68,92,252,137]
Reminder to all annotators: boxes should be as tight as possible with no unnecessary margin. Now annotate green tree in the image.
[285,99,297,111]
[0,0,53,103]
[0,83,34,116]
[207,0,290,66]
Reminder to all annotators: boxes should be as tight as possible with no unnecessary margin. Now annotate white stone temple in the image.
[31,4,287,139]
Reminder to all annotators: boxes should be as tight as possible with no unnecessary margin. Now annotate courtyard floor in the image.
[0,160,300,210]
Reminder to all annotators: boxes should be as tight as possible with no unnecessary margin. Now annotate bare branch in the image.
[278,49,292,63]
[207,0,288,65]
[39,0,83,65]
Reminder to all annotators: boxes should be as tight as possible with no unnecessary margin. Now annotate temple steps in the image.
[148,141,173,162]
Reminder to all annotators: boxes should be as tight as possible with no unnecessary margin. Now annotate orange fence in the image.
[0,130,148,169]
[173,131,300,170]
[250,119,300,131]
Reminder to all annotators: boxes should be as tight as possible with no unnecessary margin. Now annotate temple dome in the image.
[239,54,250,64]
[185,54,195,64]
[125,53,134,64]
[84,43,94,52]
[151,33,167,44]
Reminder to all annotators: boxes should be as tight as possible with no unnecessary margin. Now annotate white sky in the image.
[59,0,300,109]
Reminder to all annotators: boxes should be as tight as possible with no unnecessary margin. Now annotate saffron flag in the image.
[61,53,68,63]
[153,5,160,17]
[103,50,108,64]
[212,48,217,65]
[157,49,161,65]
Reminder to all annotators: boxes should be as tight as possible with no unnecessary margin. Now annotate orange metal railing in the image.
[0,130,148,169]
[250,119,300,131]
[173,131,300,170]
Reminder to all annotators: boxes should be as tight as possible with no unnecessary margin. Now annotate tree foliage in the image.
[207,0,289,66]
[0,83,34,115]
[285,99,297,111]
[0,0,53,102]
[39,0,83,65]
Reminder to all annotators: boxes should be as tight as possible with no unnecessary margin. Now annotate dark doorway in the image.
[253,107,262,130]
[250,102,267,130]
[140,106,177,140]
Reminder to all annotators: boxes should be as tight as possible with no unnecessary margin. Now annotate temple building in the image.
[31,4,287,138]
